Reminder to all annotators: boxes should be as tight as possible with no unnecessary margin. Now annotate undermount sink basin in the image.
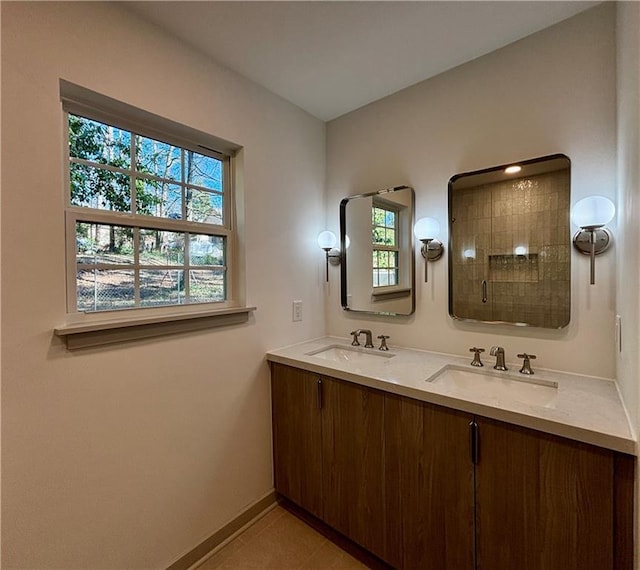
[306,344,395,364]
[427,365,558,407]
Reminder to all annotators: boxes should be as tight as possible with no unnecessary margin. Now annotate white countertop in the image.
[266,336,636,455]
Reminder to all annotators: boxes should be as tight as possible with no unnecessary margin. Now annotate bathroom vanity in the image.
[267,338,635,569]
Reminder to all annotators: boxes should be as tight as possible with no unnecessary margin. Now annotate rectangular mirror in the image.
[340,185,415,315]
[449,154,570,328]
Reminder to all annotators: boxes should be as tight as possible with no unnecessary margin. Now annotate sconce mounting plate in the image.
[572,227,612,256]
[421,239,444,261]
[327,249,341,265]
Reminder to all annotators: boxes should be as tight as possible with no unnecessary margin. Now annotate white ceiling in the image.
[124,1,600,121]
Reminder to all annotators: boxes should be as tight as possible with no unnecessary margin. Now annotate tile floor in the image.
[196,505,369,569]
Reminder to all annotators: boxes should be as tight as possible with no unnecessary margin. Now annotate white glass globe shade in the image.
[514,245,528,256]
[413,217,440,240]
[571,196,615,228]
[317,230,337,250]
[463,248,476,259]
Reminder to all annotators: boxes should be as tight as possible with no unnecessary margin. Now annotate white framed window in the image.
[372,201,400,288]
[62,87,240,315]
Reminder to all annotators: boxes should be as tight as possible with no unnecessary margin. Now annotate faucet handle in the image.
[469,347,485,367]
[377,335,390,351]
[350,331,360,346]
[517,353,536,375]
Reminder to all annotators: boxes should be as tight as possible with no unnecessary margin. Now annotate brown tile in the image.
[299,540,370,569]
[237,505,287,544]
[198,536,247,569]
[198,507,285,569]
[216,510,328,569]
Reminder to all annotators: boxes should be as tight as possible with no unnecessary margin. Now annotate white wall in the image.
[326,3,617,379]
[616,1,640,438]
[1,3,325,568]
[615,3,640,566]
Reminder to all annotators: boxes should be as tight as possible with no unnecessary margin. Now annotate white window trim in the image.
[55,81,251,348]
[54,305,256,350]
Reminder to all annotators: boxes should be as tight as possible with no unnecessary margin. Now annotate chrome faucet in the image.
[351,329,374,348]
[490,346,508,371]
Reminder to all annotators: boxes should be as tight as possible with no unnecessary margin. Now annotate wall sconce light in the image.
[413,217,444,283]
[571,196,615,285]
[317,230,342,282]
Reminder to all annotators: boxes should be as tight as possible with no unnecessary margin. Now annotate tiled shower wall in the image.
[450,169,570,328]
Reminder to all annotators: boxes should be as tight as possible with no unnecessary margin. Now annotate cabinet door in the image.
[271,363,323,519]
[475,417,615,570]
[321,376,387,562]
[385,394,475,569]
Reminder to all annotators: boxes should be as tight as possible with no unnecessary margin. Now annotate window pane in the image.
[69,114,131,169]
[68,114,232,313]
[136,178,181,219]
[185,151,223,191]
[76,269,135,311]
[139,229,185,265]
[385,228,396,246]
[385,211,395,228]
[135,136,181,181]
[139,270,185,307]
[76,222,134,264]
[70,163,130,212]
[186,188,223,225]
[189,235,225,266]
[373,227,386,245]
[189,270,225,303]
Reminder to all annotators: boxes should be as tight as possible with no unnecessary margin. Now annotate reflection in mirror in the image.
[449,154,570,328]
[340,186,415,315]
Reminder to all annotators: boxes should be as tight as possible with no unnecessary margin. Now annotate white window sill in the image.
[370,287,411,301]
[55,306,256,350]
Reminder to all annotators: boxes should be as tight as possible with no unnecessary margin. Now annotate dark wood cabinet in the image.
[270,363,634,569]
[475,416,634,570]
[321,376,386,560]
[271,363,323,519]
[271,364,387,560]
[385,394,475,569]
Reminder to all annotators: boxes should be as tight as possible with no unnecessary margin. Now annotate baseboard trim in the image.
[166,490,277,570]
